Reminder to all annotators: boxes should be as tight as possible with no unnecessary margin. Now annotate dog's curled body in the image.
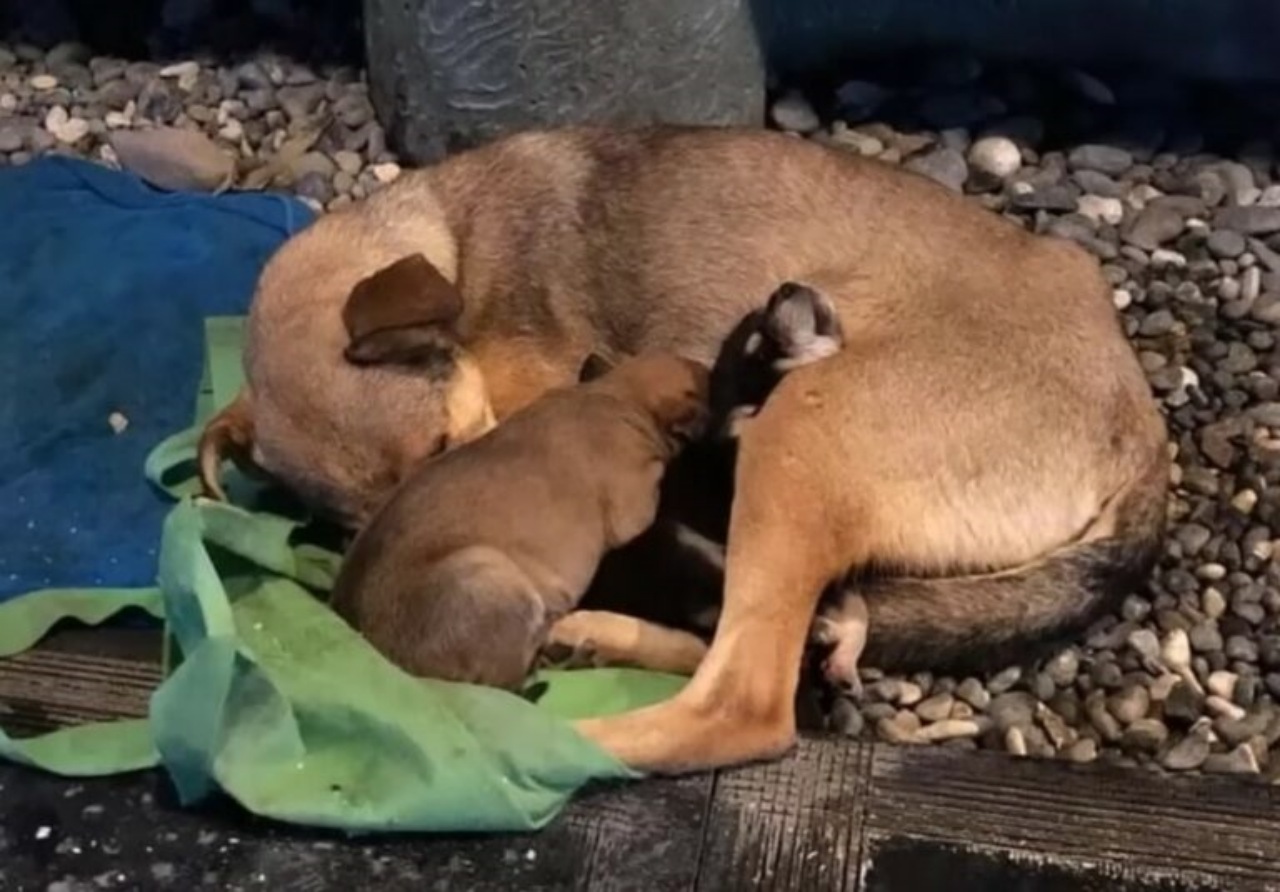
[206,125,1168,770]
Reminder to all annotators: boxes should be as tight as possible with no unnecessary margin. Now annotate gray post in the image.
[363,0,766,164]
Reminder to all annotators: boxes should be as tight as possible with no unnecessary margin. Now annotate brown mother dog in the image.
[199,125,1168,773]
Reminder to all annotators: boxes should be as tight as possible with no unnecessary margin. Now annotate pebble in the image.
[1214,206,1280,235]
[989,692,1037,732]
[913,719,984,743]
[1207,229,1247,258]
[876,711,922,744]
[1203,743,1260,775]
[1107,685,1150,724]
[1160,724,1212,770]
[771,92,821,133]
[1122,718,1169,752]
[1004,727,1028,757]
[1124,203,1185,250]
[1068,144,1134,176]
[1077,195,1124,226]
[29,74,58,90]
[1205,695,1247,721]
[904,147,968,192]
[955,677,990,710]
[967,136,1021,179]
[1062,738,1098,763]
[914,693,955,723]
[830,697,865,737]
[1127,628,1163,667]
[1044,648,1080,687]
[371,162,402,184]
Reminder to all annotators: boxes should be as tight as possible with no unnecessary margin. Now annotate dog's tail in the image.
[859,453,1168,674]
[197,389,258,502]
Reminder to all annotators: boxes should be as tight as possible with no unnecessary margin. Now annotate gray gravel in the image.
[6,40,1280,783]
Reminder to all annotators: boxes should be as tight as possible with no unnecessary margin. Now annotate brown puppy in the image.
[200,125,1168,773]
[328,353,709,689]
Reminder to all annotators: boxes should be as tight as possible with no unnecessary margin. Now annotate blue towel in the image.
[0,157,314,602]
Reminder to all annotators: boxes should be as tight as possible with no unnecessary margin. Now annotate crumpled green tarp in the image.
[0,316,687,833]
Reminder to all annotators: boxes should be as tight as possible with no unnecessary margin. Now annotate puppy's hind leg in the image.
[544,610,709,676]
[811,590,869,697]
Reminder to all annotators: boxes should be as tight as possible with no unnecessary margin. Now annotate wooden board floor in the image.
[2,625,1279,891]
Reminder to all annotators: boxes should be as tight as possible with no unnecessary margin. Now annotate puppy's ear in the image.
[343,254,463,366]
[578,352,615,383]
[763,282,845,371]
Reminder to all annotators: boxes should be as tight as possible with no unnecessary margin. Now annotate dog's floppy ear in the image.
[578,352,615,383]
[763,282,845,371]
[343,254,463,366]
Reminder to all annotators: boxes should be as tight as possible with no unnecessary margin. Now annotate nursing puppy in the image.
[579,281,869,693]
[200,126,1168,773]
[328,353,709,690]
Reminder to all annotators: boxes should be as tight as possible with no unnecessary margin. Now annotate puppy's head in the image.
[708,282,844,437]
[339,253,495,483]
[579,352,711,449]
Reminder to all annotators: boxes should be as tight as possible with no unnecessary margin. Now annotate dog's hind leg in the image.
[543,610,709,675]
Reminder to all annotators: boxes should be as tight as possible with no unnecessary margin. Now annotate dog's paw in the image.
[539,636,602,670]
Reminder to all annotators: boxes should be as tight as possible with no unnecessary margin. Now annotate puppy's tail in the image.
[858,453,1168,674]
[196,389,258,502]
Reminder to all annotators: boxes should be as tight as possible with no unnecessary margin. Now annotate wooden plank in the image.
[696,738,872,892]
[0,626,160,737]
[864,742,1280,891]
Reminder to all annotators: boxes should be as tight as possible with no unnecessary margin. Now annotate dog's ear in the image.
[343,254,463,366]
[578,352,615,383]
[763,282,845,371]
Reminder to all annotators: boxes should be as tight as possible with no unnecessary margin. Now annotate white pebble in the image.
[1178,366,1199,392]
[1003,726,1028,757]
[218,119,244,142]
[1259,185,1280,207]
[1202,587,1227,619]
[1243,267,1262,303]
[913,719,983,743]
[30,74,58,91]
[1231,489,1259,515]
[104,111,132,129]
[0,93,15,112]
[107,411,129,434]
[1249,539,1274,562]
[159,60,200,78]
[1207,671,1239,700]
[44,106,90,144]
[1151,248,1187,268]
[967,136,1021,179]
[1127,184,1163,208]
[1076,194,1124,226]
[35,826,51,840]
[1205,695,1246,721]
[1112,289,1132,310]
[1148,673,1182,702]
[371,162,401,184]
[1161,629,1191,669]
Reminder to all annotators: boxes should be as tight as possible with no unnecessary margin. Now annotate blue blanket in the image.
[0,157,314,602]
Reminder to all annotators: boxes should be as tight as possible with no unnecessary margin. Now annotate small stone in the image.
[771,91,820,133]
[1062,738,1098,763]
[371,162,402,184]
[1161,629,1192,669]
[955,677,990,710]
[913,718,984,743]
[1149,673,1181,702]
[1205,695,1247,721]
[1203,743,1261,775]
[1207,670,1240,700]
[1112,289,1133,310]
[1160,726,1212,770]
[904,147,968,192]
[1044,648,1080,687]
[1035,704,1076,749]
[830,697,864,737]
[876,711,922,744]
[334,150,363,176]
[1068,144,1133,176]
[1139,309,1177,337]
[896,681,924,707]
[967,136,1021,179]
[1151,249,1187,268]
[1124,203,1185,250]
[1214,206,1280,235]
[1215,709,1272,746]
[986,666,1022,695]
[1226,635,1259,663]
[44,107,90,145]
[30,74,58,91]
[1207,229,1248,258]
[1122,718,1169,752]
[914,692,954,723]
[1086,691,1123,742]
[1004,726,1028,757]
[1231,489,1259,514]
[107,411,128,434]
[1077,194,1124,226]
[1107,684,1150,725]
[988,691,1036,733]
[1162,680,1204,726]
[1189,622,1224,654]
[1128,628,1163,666]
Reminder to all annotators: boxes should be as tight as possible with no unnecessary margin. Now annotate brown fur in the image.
[328,353,710,689]
[201,125,1168,772]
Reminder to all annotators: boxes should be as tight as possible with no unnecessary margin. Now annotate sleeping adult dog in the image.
[198,125,1168,773]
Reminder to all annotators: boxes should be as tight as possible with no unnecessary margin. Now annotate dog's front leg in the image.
[574,383,849,772]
